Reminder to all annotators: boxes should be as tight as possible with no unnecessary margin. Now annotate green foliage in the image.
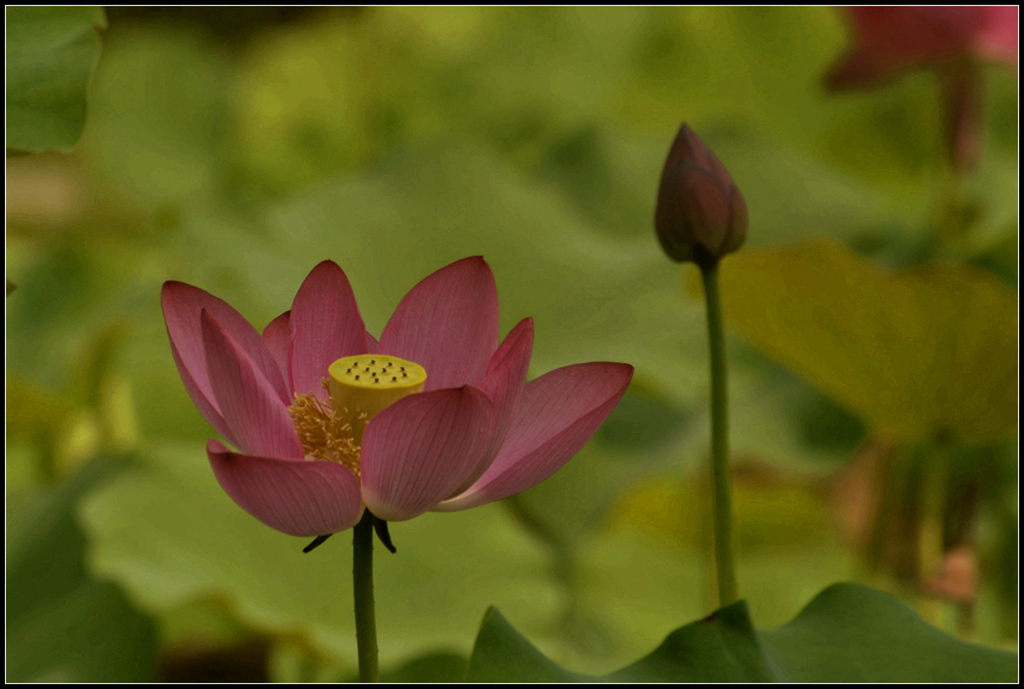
[5,6,106,152]
[707,238,1018,443]
[6,459,157,682]
[85,24,230,207]
[757,584,1016,682]
[466,583,1017,682]
[368,651,468,683]
[269,643,467,683]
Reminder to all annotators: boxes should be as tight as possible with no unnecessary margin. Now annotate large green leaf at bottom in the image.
[7,579,157,683]
[5,6,106,152]
[466,583,1016,682]
[703,238,1017,444]
[756,584,1015,682]
[7,459,157,682]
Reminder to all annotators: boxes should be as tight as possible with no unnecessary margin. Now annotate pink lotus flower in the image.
[826,6,1018,90]
[162,257,633,537]
[826,7,1018,172]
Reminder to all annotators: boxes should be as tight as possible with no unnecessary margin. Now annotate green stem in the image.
[918,442,948,626]
[700,259,739,607]
[353,511,379,682]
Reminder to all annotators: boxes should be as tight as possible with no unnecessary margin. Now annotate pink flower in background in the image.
[826,6,1018,90]
[162,257,633,537]
[826,6,1018,172]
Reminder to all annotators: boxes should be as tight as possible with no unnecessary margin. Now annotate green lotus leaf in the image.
[6,6,106,152]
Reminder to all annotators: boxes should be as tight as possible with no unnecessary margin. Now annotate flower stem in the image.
[918,440,949,626]
[353,511,379,682]
[700,259,739,607]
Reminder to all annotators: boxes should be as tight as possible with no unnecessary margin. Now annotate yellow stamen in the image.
[328,354,427,444]
[288,381,364,477]
[288,355,427,475]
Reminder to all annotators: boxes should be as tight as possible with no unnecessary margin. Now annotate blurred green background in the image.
[6,7,1017,682]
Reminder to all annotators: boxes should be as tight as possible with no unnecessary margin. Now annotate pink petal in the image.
[167,335,236,447]
[379,257,499,391]
[826,46,903,90]
[658,162,735,258]
[262,310,292,390]
[435,362,633,512]
[162,282,291,441]
[451,318,534,496]
[360,387,496,521]
[365,331,379,354]
[827,7,989,89]
[976,7,1019,65]
[289,261,368,399]
[202,310,304,459]
[207,440,364,537]
[662,124,735,189]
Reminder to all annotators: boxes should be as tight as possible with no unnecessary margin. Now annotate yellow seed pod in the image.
[328,354,427,444]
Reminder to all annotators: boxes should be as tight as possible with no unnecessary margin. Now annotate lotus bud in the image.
[654,124,748,265]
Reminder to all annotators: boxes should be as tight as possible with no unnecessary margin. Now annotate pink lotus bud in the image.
[655,124,748,265]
